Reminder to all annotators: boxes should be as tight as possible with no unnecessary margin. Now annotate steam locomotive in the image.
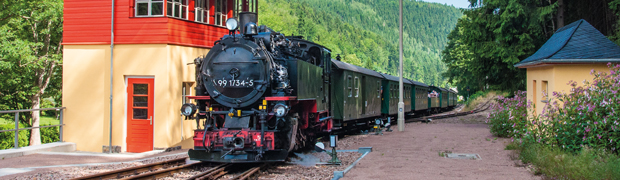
[181,12,457,163]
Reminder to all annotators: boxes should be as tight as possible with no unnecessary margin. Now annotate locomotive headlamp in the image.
[225,18,238,31]
[180,103,197,117]
[273,103,288,117]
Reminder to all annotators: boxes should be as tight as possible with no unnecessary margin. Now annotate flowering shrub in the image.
[544,63,620,153]
[487,91,529,138]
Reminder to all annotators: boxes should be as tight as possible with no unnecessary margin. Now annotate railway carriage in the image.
[380,73,412,118]
[409,80,429,115]
[330,59,383,131]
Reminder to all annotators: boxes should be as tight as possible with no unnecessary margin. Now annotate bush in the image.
[0,124,60,150]
[487,90,529,138]
[0,124,31,149]
[514,141,620,179]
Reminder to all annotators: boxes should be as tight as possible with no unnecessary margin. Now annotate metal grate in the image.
[445,153,481,160]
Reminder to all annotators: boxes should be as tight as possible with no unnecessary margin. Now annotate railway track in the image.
[72,157,267,180]
[406,101,493,123]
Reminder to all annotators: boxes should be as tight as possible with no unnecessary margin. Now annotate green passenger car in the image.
[409,79,429,114]
[330,59,383,126]
[380,73,412,116]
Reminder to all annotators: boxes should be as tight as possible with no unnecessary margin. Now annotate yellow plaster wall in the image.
[63,45,109,152]
[527,64,610,116]
[63,44,209,152]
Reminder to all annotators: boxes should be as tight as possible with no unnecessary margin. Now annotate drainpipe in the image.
[109,0,115,153]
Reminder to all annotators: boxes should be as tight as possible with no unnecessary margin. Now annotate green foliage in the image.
[443,0,555,94]
[0,0,63,124]
[0,124,59,150]
[487,91,528,138]
[259,0,461,86]
[0,124,31,149]
[513,142,620,179]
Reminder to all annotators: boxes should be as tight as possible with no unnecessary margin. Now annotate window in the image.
[347,76,352,97]
[354,77,360,98]
[136,0,164,17]
[377,81,381,98]
[182,82,193,104]
[167,0,188,19]
[542,80,548,102]
[533,80,537,107]
[215,0,228,26]
[195,0,209,23]
[233,0,257,17]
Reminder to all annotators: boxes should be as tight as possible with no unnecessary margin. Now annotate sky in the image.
[419,0,470,9]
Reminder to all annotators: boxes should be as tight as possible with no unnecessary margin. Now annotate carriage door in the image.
[361,76,366,115]
[127,78,154,153]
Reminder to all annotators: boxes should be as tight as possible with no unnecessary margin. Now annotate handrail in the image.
[0,107,66,113]
[0,107,65,149]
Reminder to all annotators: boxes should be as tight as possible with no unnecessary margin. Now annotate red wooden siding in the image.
[64,0,231,48]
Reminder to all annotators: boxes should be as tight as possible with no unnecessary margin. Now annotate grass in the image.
[461,91,507,112]
[510,142,620,179]
[0,116,60,126]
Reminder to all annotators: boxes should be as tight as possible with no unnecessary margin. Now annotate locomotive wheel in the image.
[287,115,298,152]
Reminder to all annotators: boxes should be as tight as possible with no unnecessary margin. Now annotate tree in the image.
[443,0,555,94]
[0,0,63,146]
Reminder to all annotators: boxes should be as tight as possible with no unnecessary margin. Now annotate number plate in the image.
[213,78,254,88]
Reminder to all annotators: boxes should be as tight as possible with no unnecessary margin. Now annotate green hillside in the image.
[258,0,462,86]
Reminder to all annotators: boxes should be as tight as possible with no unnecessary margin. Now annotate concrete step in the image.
[0,142,76,159]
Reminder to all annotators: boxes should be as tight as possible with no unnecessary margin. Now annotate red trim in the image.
[264,96,297,101]
[187,96,211,100]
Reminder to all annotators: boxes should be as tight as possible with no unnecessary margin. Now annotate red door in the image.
[127,78,154,152]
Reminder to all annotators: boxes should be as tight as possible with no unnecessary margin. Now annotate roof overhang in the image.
[514,59,620,68]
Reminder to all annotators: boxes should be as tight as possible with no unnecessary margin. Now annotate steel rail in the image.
[406,101,492,123]
[187,164,229,180]
[70,157,188,180]
[120,161,201,180]
[231,164,266,180]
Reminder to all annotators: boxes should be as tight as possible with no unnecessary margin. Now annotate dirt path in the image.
[342,111,539,180]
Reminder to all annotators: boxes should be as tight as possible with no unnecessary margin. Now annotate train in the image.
[180,13,458,163]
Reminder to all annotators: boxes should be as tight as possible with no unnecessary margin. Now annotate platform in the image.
[0,142,76,159]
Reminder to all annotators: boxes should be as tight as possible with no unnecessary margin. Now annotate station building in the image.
[515,19,620,115]
[63,0,257,152]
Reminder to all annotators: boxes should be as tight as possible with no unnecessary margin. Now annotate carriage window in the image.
[377,81,381,98]
[354,77,360,98]
[347,76,352,97]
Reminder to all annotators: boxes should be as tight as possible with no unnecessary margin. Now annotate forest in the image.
[443,0,620,96]
[258,0,462,86]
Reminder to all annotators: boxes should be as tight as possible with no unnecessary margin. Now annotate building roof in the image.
[515,19,620,68]
[331,59,383,78]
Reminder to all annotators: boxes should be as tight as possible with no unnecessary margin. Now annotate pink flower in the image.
[598,134,602,139]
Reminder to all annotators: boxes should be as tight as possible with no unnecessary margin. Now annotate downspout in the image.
[109,0,115,153]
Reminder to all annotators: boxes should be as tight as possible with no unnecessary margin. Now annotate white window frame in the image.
[214,0,228,26]
[167,0,189,20]
[354,77,360,98]
[195,0,209,23]
[135,0,165,17]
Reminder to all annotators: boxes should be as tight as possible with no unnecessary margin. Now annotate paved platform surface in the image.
[0,142,76,160]
[0,149,188,178]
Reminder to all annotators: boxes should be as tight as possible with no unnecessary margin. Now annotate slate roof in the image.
[515,19,620,68]
[331,59,383,78]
